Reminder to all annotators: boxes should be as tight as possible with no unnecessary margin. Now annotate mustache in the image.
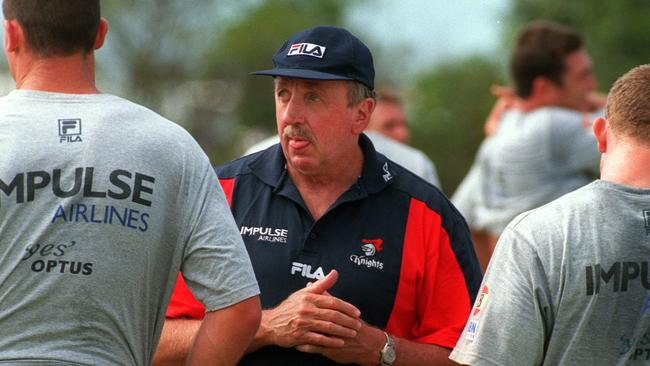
[282,125,315,143]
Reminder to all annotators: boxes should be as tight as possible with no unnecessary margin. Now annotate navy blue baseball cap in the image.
[252,26,375,90]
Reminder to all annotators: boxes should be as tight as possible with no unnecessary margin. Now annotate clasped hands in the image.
[260,270,384,365]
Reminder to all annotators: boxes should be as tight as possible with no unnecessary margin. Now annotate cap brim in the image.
[251,68,353,81]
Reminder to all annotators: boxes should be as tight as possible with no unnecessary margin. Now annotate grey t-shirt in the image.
[451,180,650,365]
[452,107,600,235]
[0,90,259,365]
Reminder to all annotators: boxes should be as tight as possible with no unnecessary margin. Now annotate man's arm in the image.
[155,270,361,364]
[186,296,261,366]
[153,319,201,366]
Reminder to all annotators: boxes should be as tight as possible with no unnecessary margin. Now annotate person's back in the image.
[451,64,650,365]
[452,20,601,272]
[0,1,260,364]
[0,92,229,364]
[470,106,598,234]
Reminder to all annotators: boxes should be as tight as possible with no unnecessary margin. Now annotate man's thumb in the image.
[305,269,338,294]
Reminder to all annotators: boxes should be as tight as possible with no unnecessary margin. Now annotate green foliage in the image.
[408,57,505,193]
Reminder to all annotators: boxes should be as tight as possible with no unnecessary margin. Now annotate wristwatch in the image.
[379,331,396,366]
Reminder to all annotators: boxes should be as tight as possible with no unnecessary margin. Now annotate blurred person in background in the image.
[452,63,650,365]
[452,20,602,273]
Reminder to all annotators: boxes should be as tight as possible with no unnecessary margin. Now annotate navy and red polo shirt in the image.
[167,134,482,365]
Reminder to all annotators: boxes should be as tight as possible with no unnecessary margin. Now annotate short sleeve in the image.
[386,198,481,349]
[177,162,259,313]
[450,226,550,365]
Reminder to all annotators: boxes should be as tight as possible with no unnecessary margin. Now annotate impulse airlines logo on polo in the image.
[240,225,288,243]
[287,43,326,58]
[350,238,385,270]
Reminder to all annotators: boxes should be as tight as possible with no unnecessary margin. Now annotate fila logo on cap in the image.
[287,43,326,58]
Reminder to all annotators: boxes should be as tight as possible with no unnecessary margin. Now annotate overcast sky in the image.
[347,0,510,75]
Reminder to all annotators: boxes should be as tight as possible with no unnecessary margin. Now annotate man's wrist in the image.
[378,331,396,366]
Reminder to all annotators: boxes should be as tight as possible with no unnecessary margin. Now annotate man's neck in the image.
[518,98,558,113]
[288,147,364,220]
[601,141,650,189]
[15,54,99,94]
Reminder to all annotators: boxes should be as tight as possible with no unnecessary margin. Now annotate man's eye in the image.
[307,93,320,101]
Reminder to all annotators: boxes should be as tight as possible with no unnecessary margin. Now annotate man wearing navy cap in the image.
[157,26,481,365]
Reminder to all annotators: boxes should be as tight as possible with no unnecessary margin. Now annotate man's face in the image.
[367,101,409,143]
[553,49,597,112]
[274,77,363,175]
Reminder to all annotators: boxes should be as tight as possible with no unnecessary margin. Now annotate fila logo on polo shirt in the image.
[287,43,326,58]
[291,262,325,280]
[350,238,385,270]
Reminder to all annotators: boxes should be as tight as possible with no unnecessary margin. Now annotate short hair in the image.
[375,88,403,107]
[605,64,650,145]
[346,81,376,107]
[3,0,101,57]
[510,21,584,98]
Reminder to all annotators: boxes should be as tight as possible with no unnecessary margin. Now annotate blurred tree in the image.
[97,0,356,165]
[408,56,505,193]
[100,0,230,109]
[506,0,650,90]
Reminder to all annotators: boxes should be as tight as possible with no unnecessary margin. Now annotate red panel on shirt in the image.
[166,274,205,319]
[219,178,235,206]
[385,198,472,349]
[166,178,235,319]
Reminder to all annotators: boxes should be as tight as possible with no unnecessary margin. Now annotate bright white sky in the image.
[346,0,510,75]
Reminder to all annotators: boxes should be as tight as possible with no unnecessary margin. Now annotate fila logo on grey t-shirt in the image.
[58,119,83,143]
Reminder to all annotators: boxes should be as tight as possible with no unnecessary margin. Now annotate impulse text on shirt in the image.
[240,226,288,243]
[0,167,155,233]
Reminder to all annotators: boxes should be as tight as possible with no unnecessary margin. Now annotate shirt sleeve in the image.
[175,163,259,314]
[551,112,600,178]
[450,225,550,365]
[386,198,482,349]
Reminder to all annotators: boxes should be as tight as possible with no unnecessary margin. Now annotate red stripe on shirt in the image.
[219,178,235,207]
[385,198,472,349]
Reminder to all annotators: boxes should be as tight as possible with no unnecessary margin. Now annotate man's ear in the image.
[4,20,23,53]
[531,76,558,103]
[352,98,375,135]
[593,117,608,153]
[94,18,109,50]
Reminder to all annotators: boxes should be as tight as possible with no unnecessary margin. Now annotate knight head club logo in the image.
[360,238,383,257]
